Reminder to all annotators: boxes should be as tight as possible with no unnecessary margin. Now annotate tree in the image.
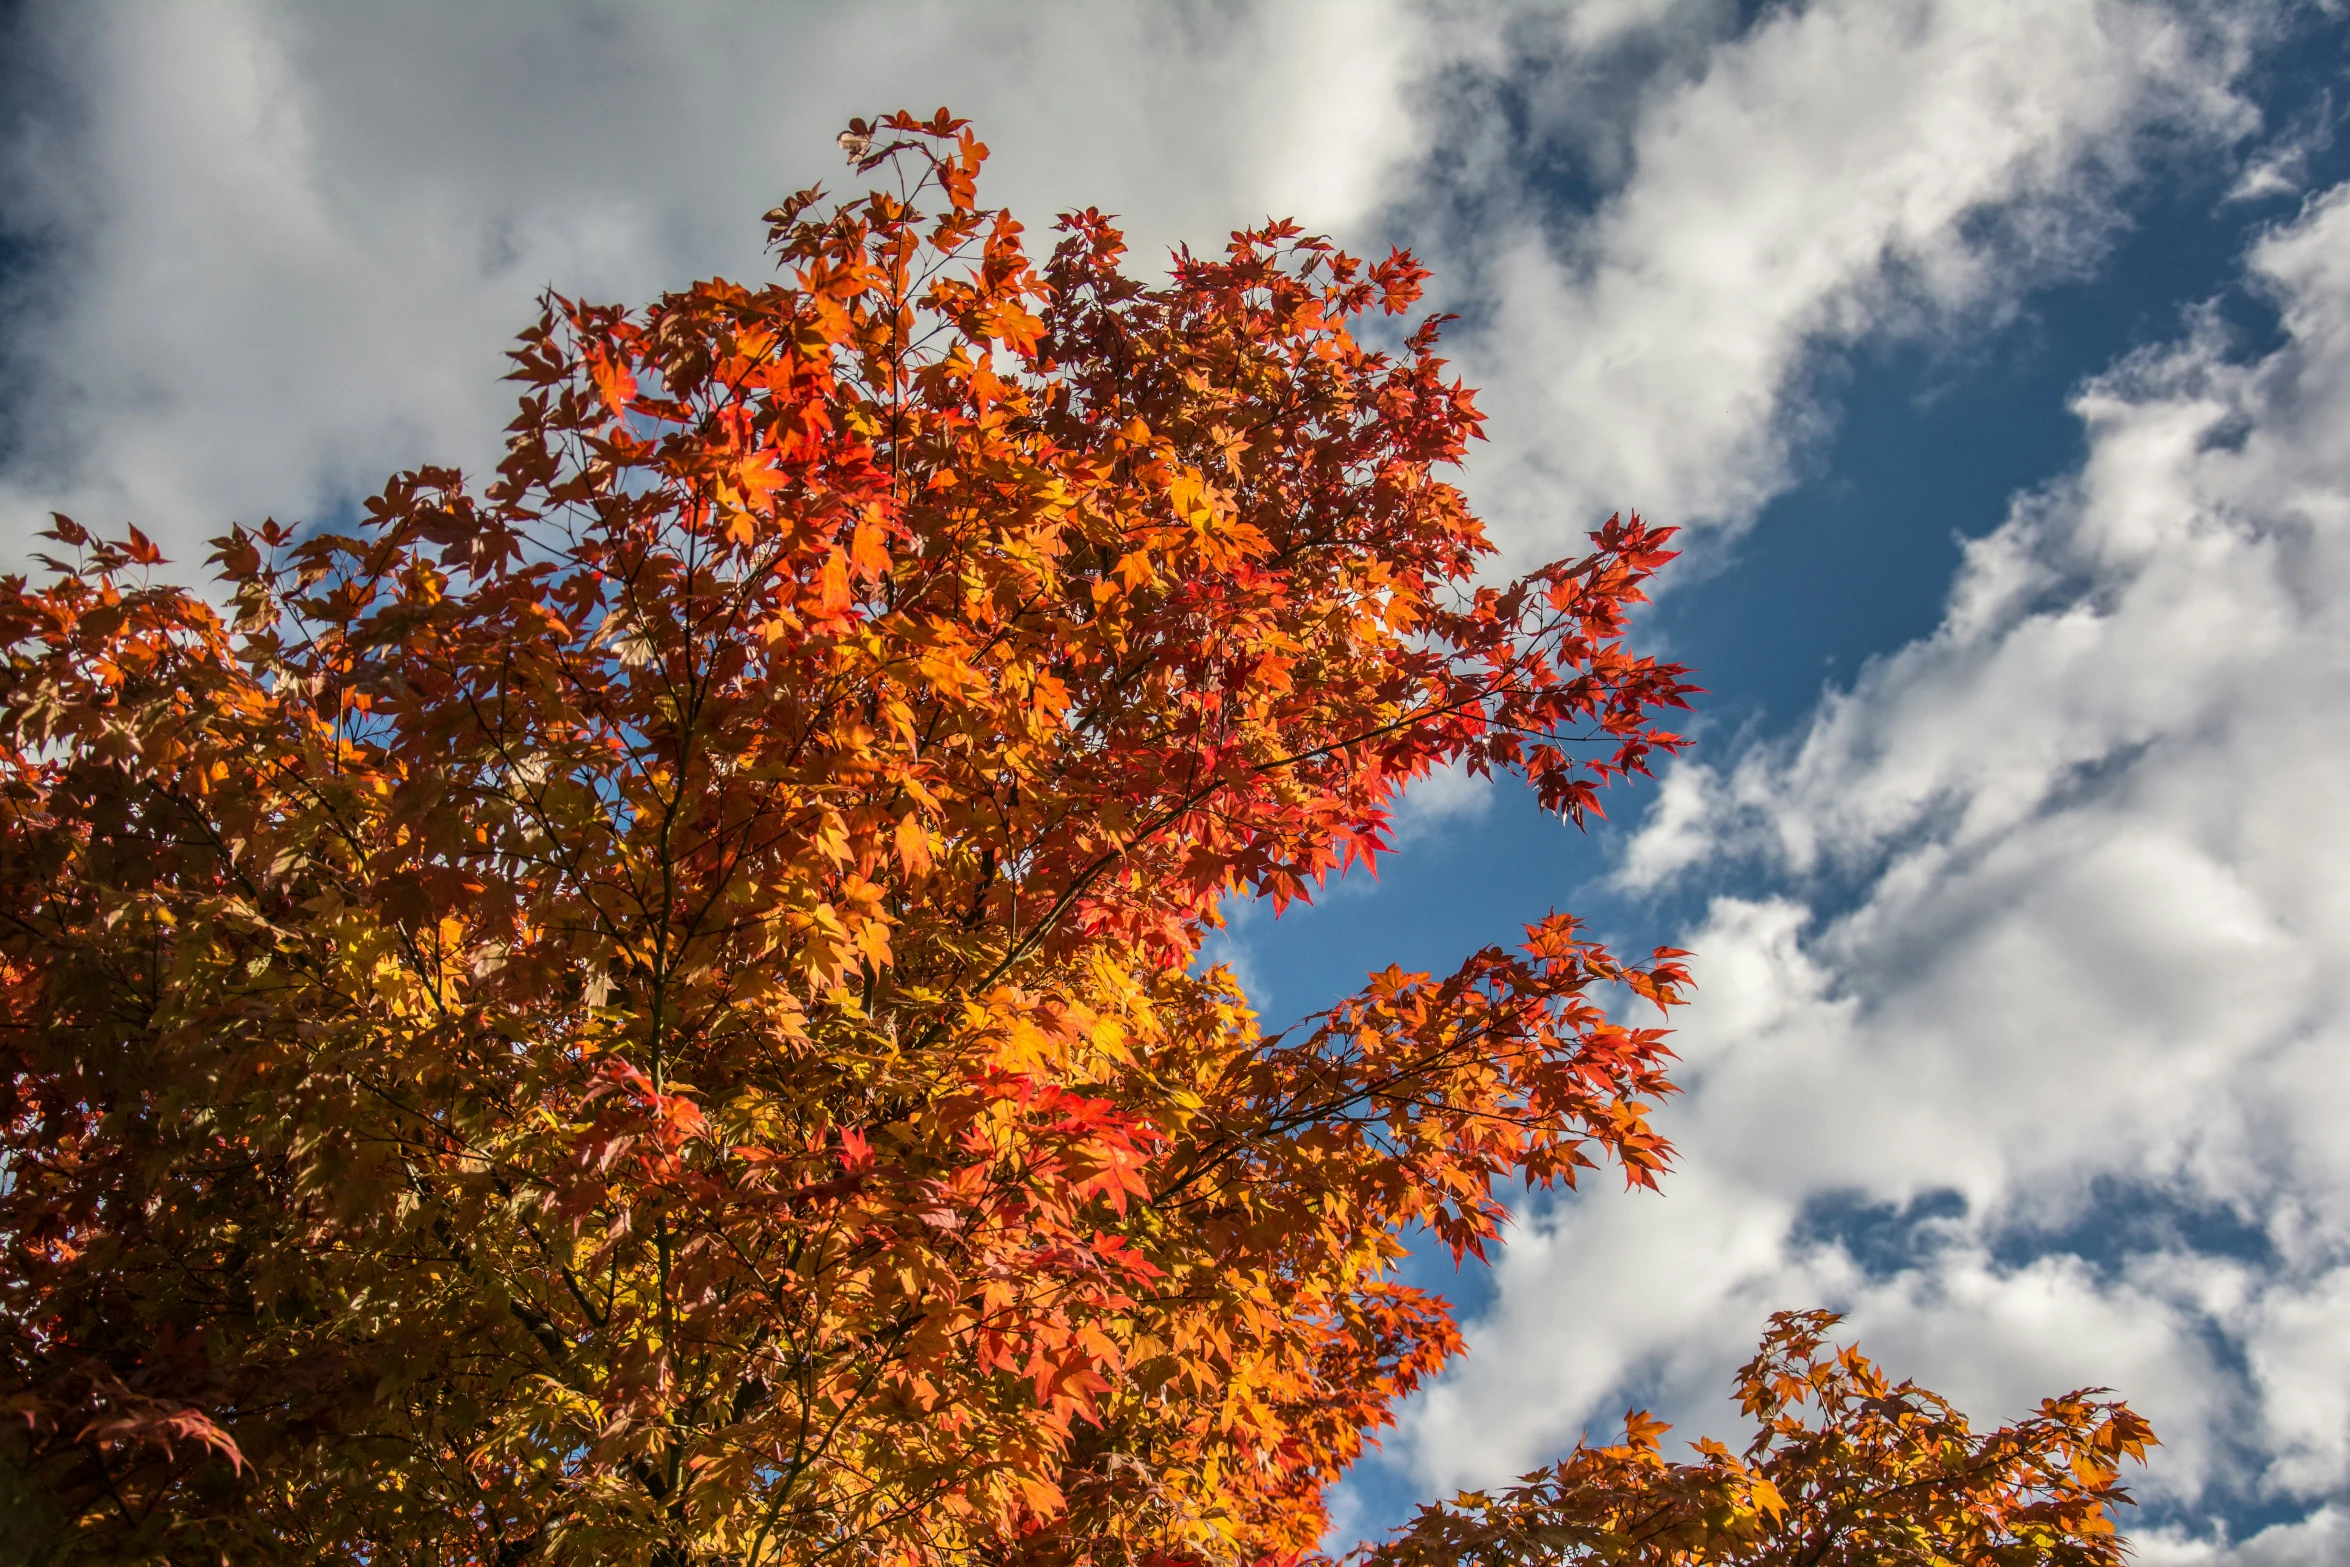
[0,111,2144,1565]
[1372,1310,2154,1567]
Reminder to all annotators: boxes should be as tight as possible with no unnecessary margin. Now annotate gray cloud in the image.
[0,0,1433,563]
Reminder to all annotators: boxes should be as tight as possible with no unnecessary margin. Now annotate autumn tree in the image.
[0,112,2145,1565]
[1371,1310,2154,1567]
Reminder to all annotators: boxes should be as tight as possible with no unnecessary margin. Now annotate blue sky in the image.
[6,4,2349,1561]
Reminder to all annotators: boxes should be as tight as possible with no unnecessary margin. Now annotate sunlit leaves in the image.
[1368,1311,2154,1567]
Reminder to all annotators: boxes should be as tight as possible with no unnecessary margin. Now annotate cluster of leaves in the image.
[1371,1310,2156,1567]
[0,111,2146,1567]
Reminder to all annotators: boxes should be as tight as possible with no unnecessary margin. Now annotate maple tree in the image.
[1374,1310,2154,1567]
[0,111,2148,1565]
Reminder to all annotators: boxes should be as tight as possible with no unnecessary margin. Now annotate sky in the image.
[3,1,2348,1560]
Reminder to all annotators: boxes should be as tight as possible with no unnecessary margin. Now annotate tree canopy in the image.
[0,110,2146,1565]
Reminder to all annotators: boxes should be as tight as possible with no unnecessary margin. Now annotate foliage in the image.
[1370,1310,2156,1567]
[0,111,2143,1566]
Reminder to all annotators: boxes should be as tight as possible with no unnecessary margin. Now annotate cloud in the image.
[0,0,2272,590]
[2227,86,2340,205]
[0,0,1433,566]
[1391,181,2350,1551]
[1417,0,2264,562]
[2141,1505,2350,1567]
[1385,757,1500,848]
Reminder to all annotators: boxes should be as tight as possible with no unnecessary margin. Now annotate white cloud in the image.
[1393,181,2350,1551]
[2227,86,2339,205]
[2141,1505,2350,1567]
[1429,0,2263,563]
[1386,757,1499,847]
